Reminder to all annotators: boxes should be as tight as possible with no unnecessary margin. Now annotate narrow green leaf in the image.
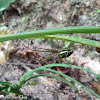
[49,35,100,48]
[18,63,100,98]
[0,0,16,12]
[0,81,12,86]
[25,74,78,92]
[0,26,100,42]
[20,63,100,82]
[32,35,100,48]
[41,68,100,98]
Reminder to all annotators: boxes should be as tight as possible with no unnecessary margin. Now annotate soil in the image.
[0,0,100,100]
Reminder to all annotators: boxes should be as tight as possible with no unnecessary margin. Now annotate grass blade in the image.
[18,63,100,98]
[41,68,100,98]
[39,35,100,48]
[0,26,100,42]
[20,64,100,82]
[25,74,78,92]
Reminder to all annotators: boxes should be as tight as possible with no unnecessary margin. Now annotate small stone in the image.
[80,76,93,83]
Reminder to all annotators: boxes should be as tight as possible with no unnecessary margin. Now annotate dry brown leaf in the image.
[16,49,40,60]
[79,69,85,75]
[80,62,86,66]
[27,49,40,58]
[82,98,87,100]
[91,81,100,94]
[17,50,28,59]
[0,51,8,65]
[0,28,13,65]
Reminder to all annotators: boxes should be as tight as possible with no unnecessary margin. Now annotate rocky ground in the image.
[0,0,100,100]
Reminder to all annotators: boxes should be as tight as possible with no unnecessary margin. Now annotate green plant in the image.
[21,15,28,23]
[0,64,100,98]
[0,26,100,98]
[0,26,100,48]
[0,0,16,12]
[95,8,100,13]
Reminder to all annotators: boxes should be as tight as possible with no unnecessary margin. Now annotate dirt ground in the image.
[0,0,100,100]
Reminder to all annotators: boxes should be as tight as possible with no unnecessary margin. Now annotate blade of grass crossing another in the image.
[18,63,100,98]
[20,64,100,82]
[25,74,78,92]
[0,26,100,42]
[38,35,100,48]
[38,68,100,98]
